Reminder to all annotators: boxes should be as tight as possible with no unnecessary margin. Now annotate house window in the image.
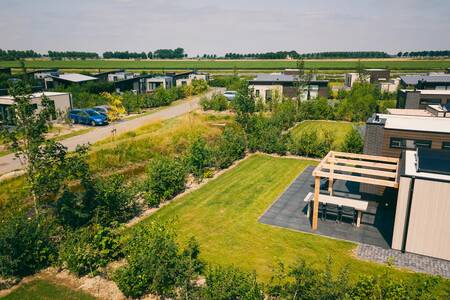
[389,137,432,149]
[390,138,404,149]
[255,90,260,97]
[265,90,272,101]
[419,98,441,105]
[443,142,450,150]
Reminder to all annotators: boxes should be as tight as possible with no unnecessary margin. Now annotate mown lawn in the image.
[2,59,450,71]
[135,154,443,285]
[290,120,356,150]
[1,279,95,300]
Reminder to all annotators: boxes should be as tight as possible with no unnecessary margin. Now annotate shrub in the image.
[200,93,229,111]
[211,125,247,169]
[288,128,335,158]
[59,225,121,276]
[247,116,287,155]
[145,156,187,206]
[113,222,202,299]
[341,127,364,154]
[0,212,60,278]
[93,174,139,226]
[202,266,264,300]
[191,79,209,95]
[188,137,210,180]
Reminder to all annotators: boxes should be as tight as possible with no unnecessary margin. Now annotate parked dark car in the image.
[92,105,110,116]
[69,109,108,126]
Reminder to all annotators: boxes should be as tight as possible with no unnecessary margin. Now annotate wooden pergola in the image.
[311,151,400,230]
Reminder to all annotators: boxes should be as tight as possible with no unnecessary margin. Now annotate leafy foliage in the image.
[58,225,121,276]
[288,128,335,158]
[188,137,210,180]
[211,124,247,169]
[113,222,203,299]
[341,127,364,153]
[202,266,264,300]
[101,92,125,121]
[200,93,229,111]
[145,156,187,207]
[0,211,60,278]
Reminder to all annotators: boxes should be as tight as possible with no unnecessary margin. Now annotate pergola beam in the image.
[327,157,398,170]
[320,163,397,178]
[332,151,399,163]
[313,170,399,188]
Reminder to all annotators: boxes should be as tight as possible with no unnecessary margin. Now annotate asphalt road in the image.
[0,88,221,176]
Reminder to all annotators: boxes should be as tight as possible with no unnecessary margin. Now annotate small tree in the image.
[341,127,364,153]
[101,92,125,121]
[146,156,187,207]
[188,137,210,180]
[202,266,264,300]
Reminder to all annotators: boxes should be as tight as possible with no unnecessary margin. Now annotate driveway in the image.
[0,88,222,176]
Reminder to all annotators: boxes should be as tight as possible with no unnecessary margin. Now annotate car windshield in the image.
[85,110,101,117]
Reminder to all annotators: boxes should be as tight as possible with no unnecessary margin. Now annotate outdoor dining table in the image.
[304,192,369,227]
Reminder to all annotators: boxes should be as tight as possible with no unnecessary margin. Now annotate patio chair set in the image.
[318,203,357,224]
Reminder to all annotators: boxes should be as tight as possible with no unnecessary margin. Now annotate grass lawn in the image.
[1,279,95,300]
[134,154,442,284]
[290,120,356,150]
[2,59,450,71]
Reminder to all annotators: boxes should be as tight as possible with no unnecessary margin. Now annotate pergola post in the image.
[312,176,320,230]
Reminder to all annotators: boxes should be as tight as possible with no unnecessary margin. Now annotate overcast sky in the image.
[1,0,450,56]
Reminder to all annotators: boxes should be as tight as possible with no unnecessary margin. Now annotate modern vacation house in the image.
[0,92,72,125]
[248,74,329,101]
[397,89,450,109]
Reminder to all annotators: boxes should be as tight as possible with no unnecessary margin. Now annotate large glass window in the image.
[442,142,450,150]
[265,90,272,101]
[419,98,441,105]
[390,137,432,149]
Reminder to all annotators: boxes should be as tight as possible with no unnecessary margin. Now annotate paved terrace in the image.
[259,166,450,278]
[259,166,395,248]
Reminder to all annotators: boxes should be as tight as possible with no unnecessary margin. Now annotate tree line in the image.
[224,51,391,59]
[48,51,99,60]
[103,48,186,59]
[0,49,42,60]
[397,50,450,57]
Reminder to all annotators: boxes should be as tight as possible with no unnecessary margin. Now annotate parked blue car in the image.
[69,109,108,126]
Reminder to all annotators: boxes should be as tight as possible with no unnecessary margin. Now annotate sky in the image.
[1,0,450,56]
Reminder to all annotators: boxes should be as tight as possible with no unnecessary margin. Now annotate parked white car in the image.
[223,91,237,101]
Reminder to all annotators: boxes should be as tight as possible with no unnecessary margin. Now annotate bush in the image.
[145,156,187,206]
[0,212,60,278]
[202,266,264,300]
[288,128,335,158]
[200,93,229,111]
[188,137,210,180]
[192,79,209,95]
[211,125,247,169]
[93,174,139,226]
[247,116,287,155]
[341,127,364,154]
[59,225,121,276]
[113,222,202,299]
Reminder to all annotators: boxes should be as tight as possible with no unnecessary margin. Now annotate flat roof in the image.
[52,73,98,83]
[386,108,433,117]
[371,113,450,134]
[400,75,450,85]
[249,73,328,84]
[403,150,450,181]
[0,92,70,105]
[401,89,450,96]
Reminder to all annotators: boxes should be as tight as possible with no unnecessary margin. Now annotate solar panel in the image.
[417,148,450,175]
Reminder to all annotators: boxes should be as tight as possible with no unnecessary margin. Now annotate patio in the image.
[259,165,398,248]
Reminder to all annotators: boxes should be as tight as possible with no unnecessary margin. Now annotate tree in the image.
[341,127,364,153]
[336,82,377,122]
[101,92,125,121]
[188,137,210,180]
[0,83,57,213]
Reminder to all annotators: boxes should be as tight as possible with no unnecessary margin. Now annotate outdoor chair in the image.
[340,205,357,225]
[325,203,340,222]
[319,202,326,221]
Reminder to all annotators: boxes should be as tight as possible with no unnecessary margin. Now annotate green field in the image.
[134,154,446,288]
[1,280,95,300]
[290,120,356,150]
[1,59,450,71]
